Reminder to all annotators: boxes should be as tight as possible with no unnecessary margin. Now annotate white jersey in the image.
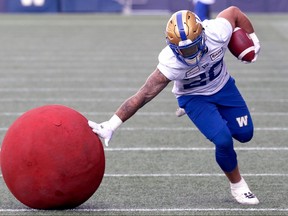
[157,18,233,98]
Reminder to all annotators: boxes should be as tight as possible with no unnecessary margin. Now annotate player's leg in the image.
[178,94,238,173]
[215,78,259,204]
[177,80,259,204]
[194,0,210,21]
[212,130,259,205]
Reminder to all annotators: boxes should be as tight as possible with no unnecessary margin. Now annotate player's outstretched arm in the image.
[115,68,171,122]
[89,68,171,146]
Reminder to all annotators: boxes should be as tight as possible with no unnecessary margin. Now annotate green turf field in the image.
[0,12,288,216]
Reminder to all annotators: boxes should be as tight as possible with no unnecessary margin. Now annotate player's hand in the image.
[175,107,186,117]
[250,33,260,63]
[88,120,113,147]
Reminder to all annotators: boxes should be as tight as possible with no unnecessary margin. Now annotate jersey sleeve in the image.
[157,46,181,80]
[157,46,188,81]
[202,18,233,43]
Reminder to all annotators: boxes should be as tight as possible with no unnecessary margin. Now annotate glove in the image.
[88,114,123,147]
[175,107,186,117]
[250,32,260,63]
[88,120,113,147]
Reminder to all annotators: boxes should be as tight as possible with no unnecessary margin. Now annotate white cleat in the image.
[231,189,259,205]
[175,108,186,117]
[230,178,259,205]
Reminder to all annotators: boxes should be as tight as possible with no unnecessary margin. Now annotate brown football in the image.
[228,27,255,62]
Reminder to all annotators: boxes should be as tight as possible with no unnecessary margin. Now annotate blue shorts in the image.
[177,77,254,143]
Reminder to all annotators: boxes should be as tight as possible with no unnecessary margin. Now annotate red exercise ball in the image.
[0,105,105,209]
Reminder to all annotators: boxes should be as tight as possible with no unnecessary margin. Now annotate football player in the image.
[89,6,260,205]
[193,0,215,21]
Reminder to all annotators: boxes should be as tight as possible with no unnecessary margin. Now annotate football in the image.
[228,27,255,62]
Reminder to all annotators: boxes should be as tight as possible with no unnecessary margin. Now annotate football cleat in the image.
[230,178,259,205]
[231,189,259,205]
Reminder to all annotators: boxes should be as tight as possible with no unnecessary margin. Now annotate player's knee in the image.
[233,130,253,143]
[212,128,237,172]
[215,150,237,172]
[211,126,233,150]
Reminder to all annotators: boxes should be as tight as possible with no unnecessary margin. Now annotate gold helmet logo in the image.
[166,10,202,46]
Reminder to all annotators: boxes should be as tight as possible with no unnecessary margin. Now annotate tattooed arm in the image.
[88,68,171,146]
[115,68,171,122]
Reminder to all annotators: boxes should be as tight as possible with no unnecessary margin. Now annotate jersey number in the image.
[183,59,223,89]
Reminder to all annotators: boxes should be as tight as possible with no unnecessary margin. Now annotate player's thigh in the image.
[219,104,253,142]
[183,98,228,141]
[217,77,254,142]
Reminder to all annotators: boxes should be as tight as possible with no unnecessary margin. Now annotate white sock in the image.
[230,177,248,190]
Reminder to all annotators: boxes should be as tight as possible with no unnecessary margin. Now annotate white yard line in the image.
[104,147,288,151]
[1,111,288,117]
[1,127,288,131]
[0,208,288,213]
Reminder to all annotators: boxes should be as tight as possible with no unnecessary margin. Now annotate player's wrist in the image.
[108,114,123,131]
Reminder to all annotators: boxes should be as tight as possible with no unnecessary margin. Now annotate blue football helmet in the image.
[166,10,206,66]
